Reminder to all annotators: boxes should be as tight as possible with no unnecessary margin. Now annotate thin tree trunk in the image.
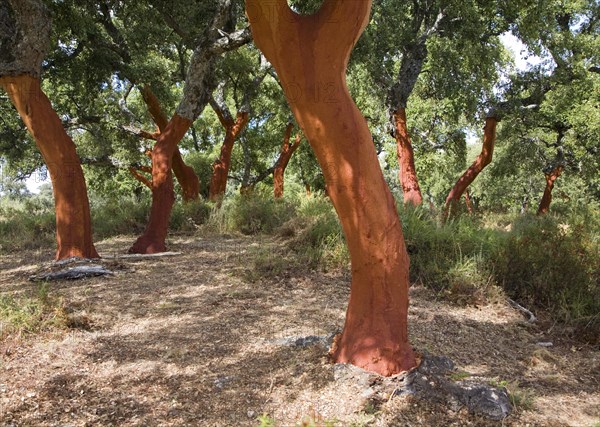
[393,108,422,205]
[443,116,498,221]
[1,76,98,259]
[464,188,474,214]
[248,0,416,376]
[208,111,249,202]
[140,86,199,202]
[274,123,302,198]
[537,165,563,215]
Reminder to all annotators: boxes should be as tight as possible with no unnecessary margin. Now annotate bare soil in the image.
[1,234,599,427]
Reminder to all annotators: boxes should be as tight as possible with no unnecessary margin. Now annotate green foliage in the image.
[0,196,55,252]
[490,379,536,411]
[286,194,348,269]
[256,414,276,427]
[399,203,599,323]
[0,283,68,338]
[209,190,295,235]
[497,212,600,321]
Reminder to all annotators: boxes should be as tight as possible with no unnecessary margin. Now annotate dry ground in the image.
[0,233,598,427]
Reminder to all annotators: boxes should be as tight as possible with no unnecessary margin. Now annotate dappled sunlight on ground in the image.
[0,234,598,426]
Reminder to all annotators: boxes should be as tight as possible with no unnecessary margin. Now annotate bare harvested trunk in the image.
[1,76,98,259]
[393,108,422,206]
[274,123,302,198]
[443,117,498,221]
[140,86,199,202]
[537,165,563,215]
[129,115,192,254]
[208,112,249,202]
[248,0,416,376]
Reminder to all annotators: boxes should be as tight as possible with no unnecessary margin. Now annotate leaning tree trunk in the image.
[537,165,563,215]
[393,108,423,205]
[443,116,498,221]
[247,0,416,376]
[208,112,249,202]
[274,123,302,198]
[1,76,98,259]
[140,86,200,202]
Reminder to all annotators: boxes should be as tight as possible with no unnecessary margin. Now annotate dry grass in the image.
[0,234,598,426]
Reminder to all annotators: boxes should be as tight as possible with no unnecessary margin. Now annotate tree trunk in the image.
[274,123,302,198]
[305,183,312,196]
[247,0,416,376]
[1,76,98,259]
[208,112,249,202]
[129,115,192,254]
[140,86,199,202]
[537,165,563,215]
[393,108,423,206]
[443,117,498,221]
[464,189,474,214]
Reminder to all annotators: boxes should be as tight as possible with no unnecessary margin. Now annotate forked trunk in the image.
[247,0,416,376]
[140,86,199,202]
[1,76,98,259]
[537,165,563,215]
[443,117,498,221]
[129,115,192,254]
[208,112,249,202]
[172,150,199,202]
[274,123,301,198]
[393,108,422,206]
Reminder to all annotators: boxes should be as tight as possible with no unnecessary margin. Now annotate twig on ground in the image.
[507,297,537,323]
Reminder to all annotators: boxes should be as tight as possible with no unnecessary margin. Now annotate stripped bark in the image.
[393,108,423,205]
[139,86,200,202]
[273,123,302,198]
[208,95,250,202]
[0,0,98,259]
[208,63,269,202]
[131,0,250,253]
[443,116,499,221]
[537,165,563,215]
[247,0,416,376]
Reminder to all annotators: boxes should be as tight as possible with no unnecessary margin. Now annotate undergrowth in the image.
[1,190,598,336]
[0,283,69,339]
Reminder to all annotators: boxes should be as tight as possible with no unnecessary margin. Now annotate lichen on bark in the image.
[0,0,51,78]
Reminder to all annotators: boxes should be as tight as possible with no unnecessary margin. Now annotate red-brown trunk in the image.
[140,86,199,202]
[305,183,312,196]
[248,0,416,376]
[464,189,474,214]
[1,76,98,259]
[274,124,302,198]
[208,112,249,202]
[129,115,192,254]
[443,117,498,221]
[537,166,563,215]
[393,108,422,206]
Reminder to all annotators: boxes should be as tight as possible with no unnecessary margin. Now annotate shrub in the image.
[0,283,68,338]
[0,198,55,252]
[208,190,295,235]
[497,213,600,321]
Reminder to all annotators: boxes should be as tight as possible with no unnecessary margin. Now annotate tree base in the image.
[331,331,417,377]
[128,236,167,254]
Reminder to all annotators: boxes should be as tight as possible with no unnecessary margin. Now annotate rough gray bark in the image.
[176,0,251,121]
[0,0,50,78]
[388,41,429,110]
